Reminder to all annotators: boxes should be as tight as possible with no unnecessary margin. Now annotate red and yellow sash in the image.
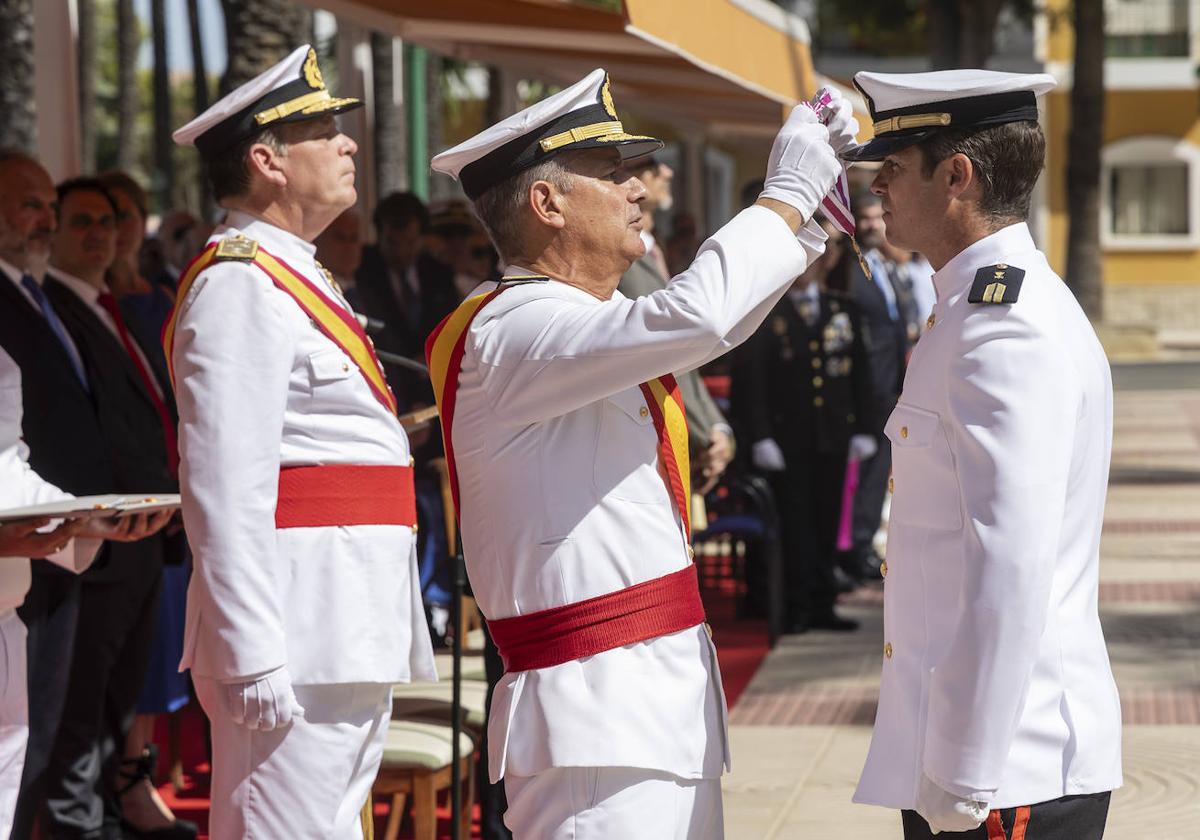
[425,284,692,537]
[162,241,398,415]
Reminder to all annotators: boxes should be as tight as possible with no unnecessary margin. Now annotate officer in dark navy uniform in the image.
[736,219,880,633]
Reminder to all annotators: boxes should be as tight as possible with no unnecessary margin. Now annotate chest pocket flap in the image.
[606,386,655,426]
[885,402,963,530]
[307,348,355,384]
[885,401,940,448]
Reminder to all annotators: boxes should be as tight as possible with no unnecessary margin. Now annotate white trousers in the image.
[504,767,724,840]
[195,678,391,839]
[0,611,27,838]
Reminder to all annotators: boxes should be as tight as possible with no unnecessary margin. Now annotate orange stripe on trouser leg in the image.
[1009,806,1030,840]
[985,810,1006,840]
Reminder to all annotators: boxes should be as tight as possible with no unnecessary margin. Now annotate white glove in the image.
[915,774,990,835]
[758,105,841,222]
[751,438,787,472]
[225,666,305,731]
[811,86,861,157]
[848,433,878,462]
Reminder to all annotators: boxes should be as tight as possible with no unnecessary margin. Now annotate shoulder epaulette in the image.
[213,234,259,262]
[968,263,1024,305]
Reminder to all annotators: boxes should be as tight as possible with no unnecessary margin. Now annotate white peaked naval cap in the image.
[843,69,1057,162]
[173,44,361,158]
[431,68,663,199]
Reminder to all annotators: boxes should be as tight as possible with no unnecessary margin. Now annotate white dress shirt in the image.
[853,223,1123,810]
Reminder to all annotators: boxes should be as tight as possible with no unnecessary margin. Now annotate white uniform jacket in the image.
[854,223,1123,810]
[0,348,100,615]
[172,211,436,686]
[452,206,826,782]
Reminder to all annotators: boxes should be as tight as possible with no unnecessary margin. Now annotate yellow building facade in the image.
[1041,0,1200,332]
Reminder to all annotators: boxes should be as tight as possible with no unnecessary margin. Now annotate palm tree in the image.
[78,0,97,170]
[1065,0,1105,320]
[372,32,407,194]
[151,0,174,208]
[219,0,312,96]
[187,0,214,218]
[115,0,139,170]
[0,0,36,152]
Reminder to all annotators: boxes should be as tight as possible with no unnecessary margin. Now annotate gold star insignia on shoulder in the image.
[968,263,1025,305]
[213,235,259,262]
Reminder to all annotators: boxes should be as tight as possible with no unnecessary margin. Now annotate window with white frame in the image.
[1102,135,1200,249]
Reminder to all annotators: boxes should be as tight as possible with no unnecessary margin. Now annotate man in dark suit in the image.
[354,191,458,411]
[0,151,112,839]
[39,177,182,839]
[618,156,735,492]
[737,220,879,632]
[847,193,909,579]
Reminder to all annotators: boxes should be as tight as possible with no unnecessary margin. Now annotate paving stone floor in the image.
[722,381,1200,839]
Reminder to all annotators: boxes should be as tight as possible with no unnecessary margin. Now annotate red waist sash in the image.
[275,464,416,529]
[487,565,706,673]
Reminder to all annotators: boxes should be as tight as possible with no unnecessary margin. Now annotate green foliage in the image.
[88,0,216,214]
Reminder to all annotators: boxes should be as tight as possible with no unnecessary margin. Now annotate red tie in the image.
[97,293,179,477]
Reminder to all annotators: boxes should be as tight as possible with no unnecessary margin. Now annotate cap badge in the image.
[601,77,618,119]
[303,48,324,90]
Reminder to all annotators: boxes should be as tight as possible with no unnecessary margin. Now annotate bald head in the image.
[0,152,57,275]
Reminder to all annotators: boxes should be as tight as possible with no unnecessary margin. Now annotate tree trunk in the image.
[115,0,139,170]
[151,0,173,209]
[78,0,96,171]
[425,50,443,165]
[371,32,407,195]
[1065,0,1106,320]
[0,0,37,152]
[187,0,214,218]
[485,65,517,125]
[219,0,311,97]
[928,0,1006,69]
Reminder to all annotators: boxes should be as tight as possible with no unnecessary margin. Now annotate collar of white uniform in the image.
[931,222,1035,302]
[501,264,613,304]
[222,209,317,260]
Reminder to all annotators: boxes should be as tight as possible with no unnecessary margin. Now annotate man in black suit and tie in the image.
[0,150,113,838]
[0,158,176,839]
[847,193,909,579]
[41,177,188,839]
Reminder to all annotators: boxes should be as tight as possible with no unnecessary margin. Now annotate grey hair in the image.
[471,156,576,263]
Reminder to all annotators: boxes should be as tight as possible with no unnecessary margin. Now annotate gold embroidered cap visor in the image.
[192,78,361,159]
[458,101,661,200]
[173,44,361,159]
[432,69,662,201]
[841,69,1056,163]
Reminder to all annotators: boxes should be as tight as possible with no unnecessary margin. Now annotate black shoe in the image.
[118,745,200,840]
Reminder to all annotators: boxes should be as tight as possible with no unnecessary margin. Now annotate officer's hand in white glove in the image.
[915,774,989,835]
[812,86,860,158]
[848,433,878,462]
[752,438,787,473]
[757,105,841,223]
[225,666,305,731]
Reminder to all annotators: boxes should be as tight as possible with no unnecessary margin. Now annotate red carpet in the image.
[152,564,770,839]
